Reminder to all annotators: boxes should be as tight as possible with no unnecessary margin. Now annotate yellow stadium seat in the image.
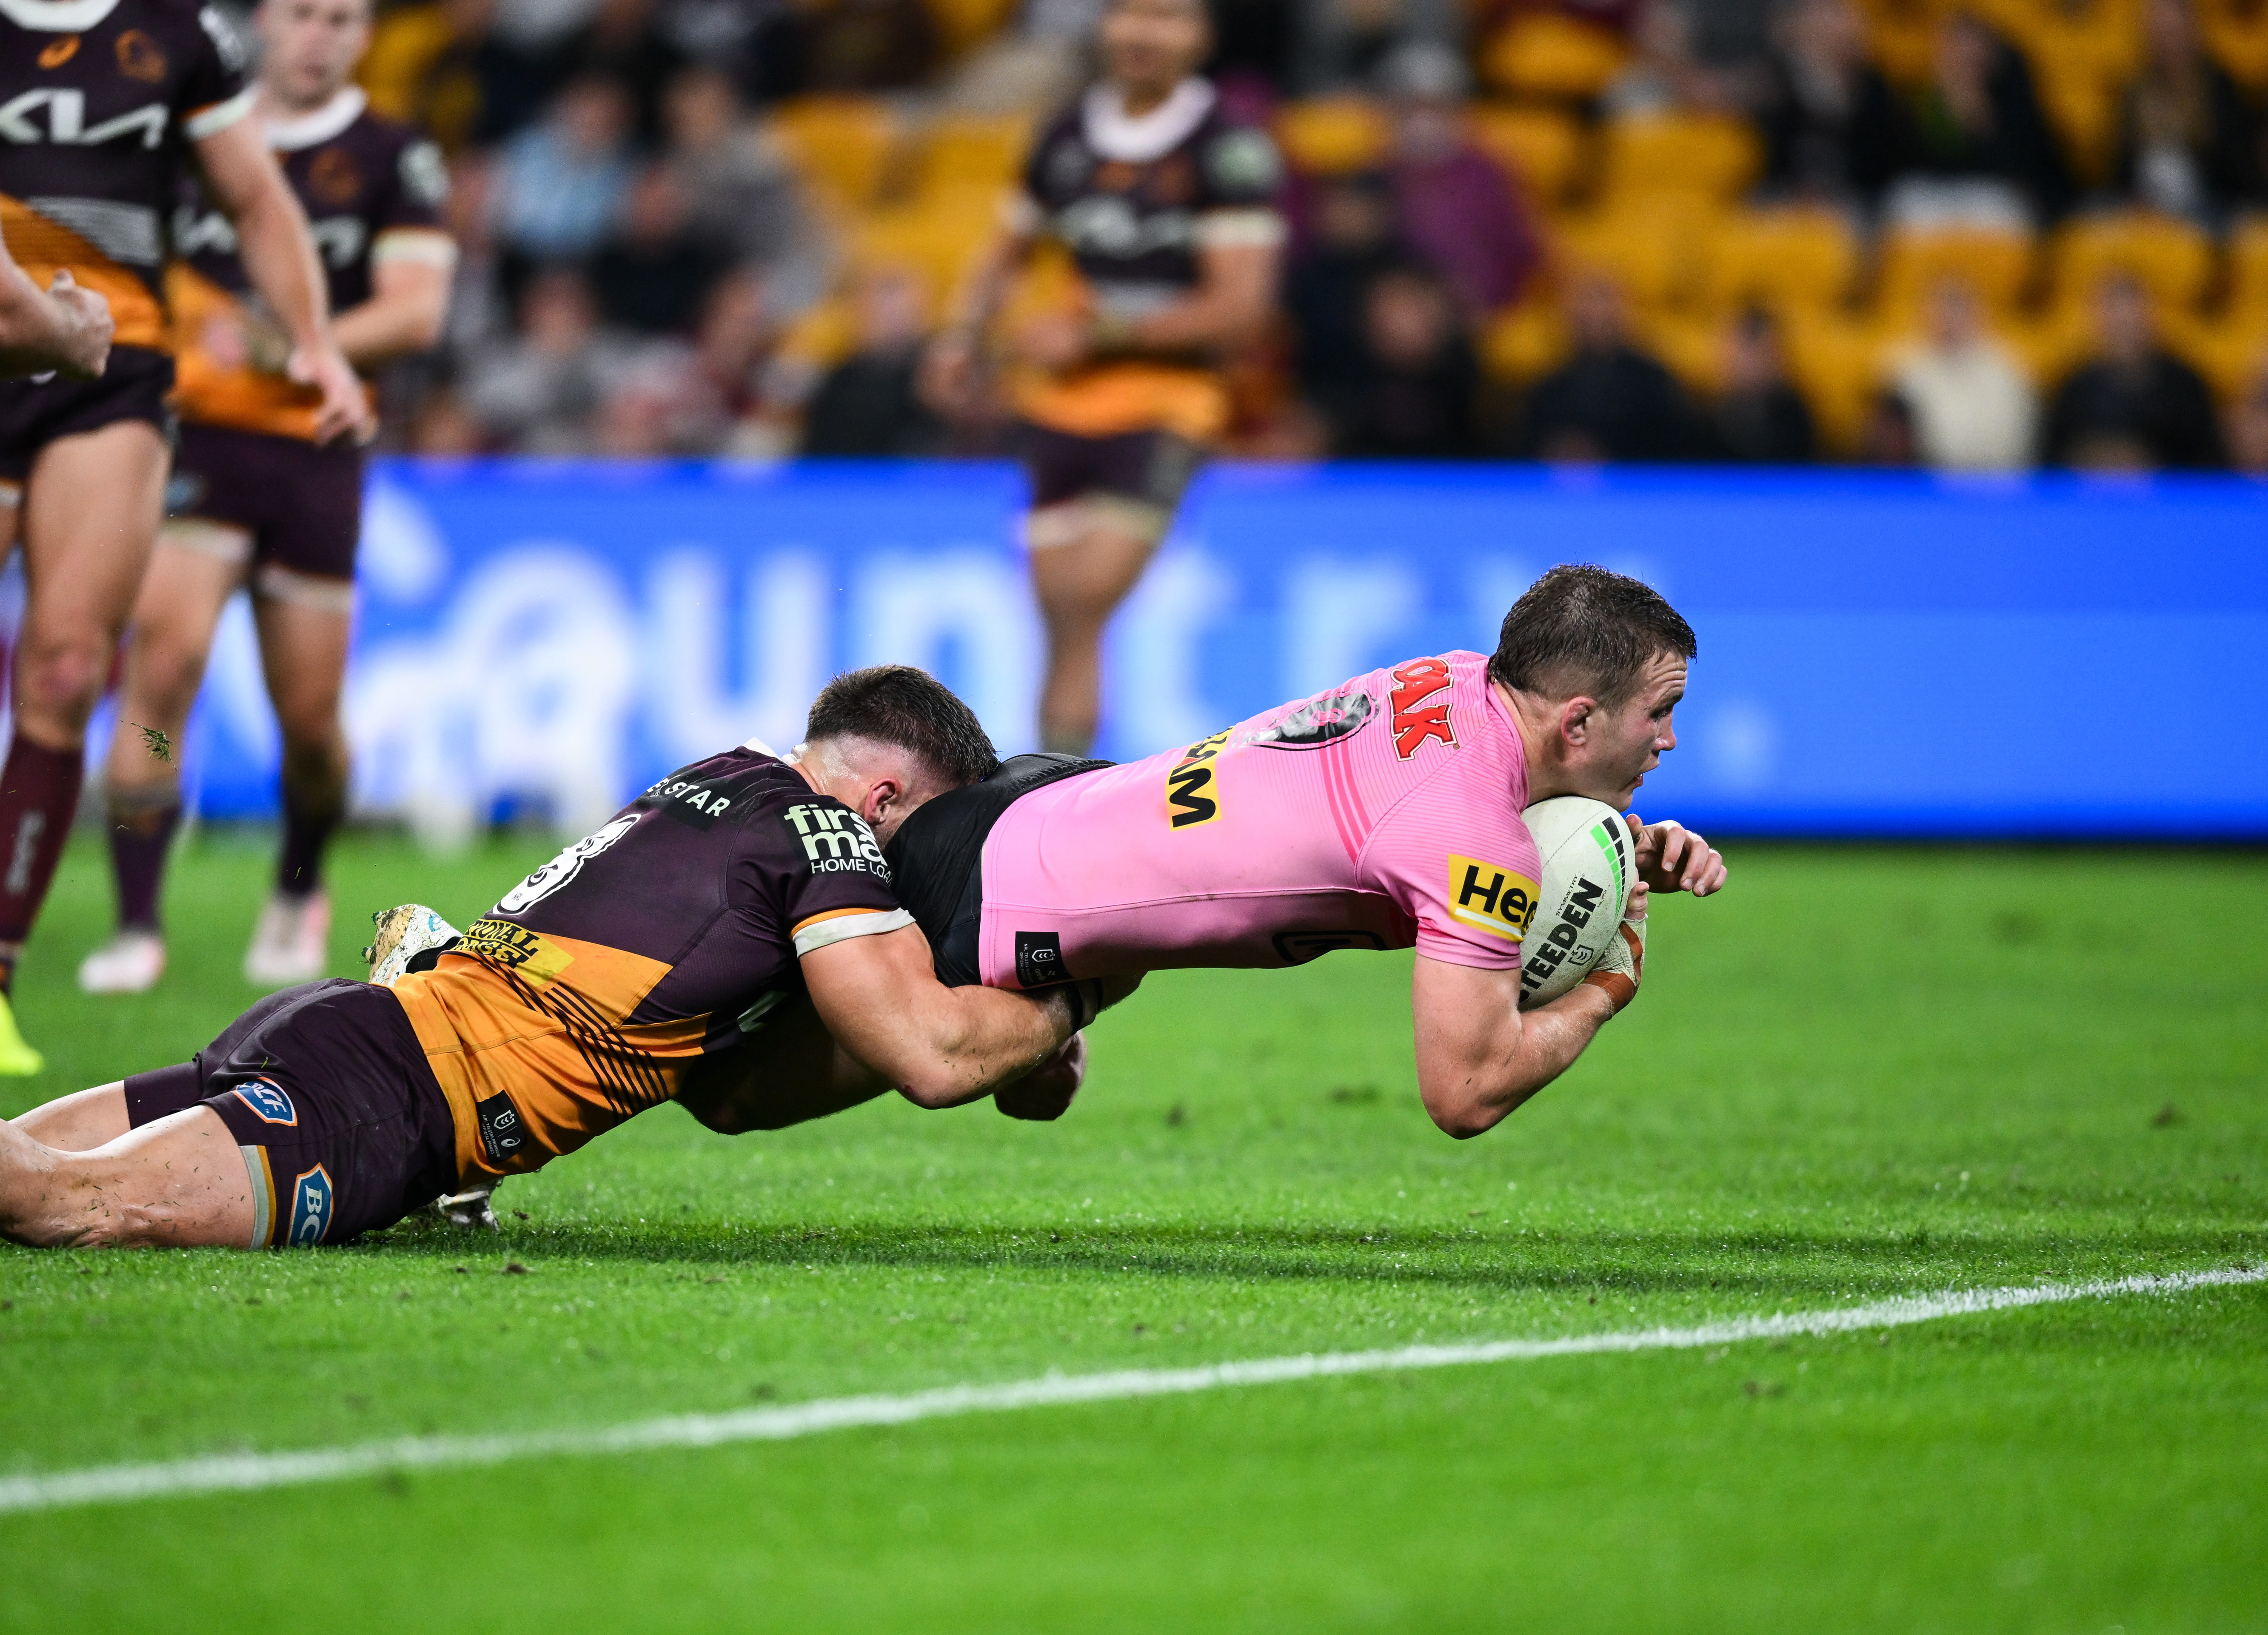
[1781,309,1891,452]
[767,97,901,218]
[2199,0,2268,90]
[1632,309,1731,394]
[1479,13,1629,100]
[922,0,1021,57]
[1853,0,1944,84]
[1273,98,1391,177]
[850,209,991,305]
[2049,211,2214,313]
[911,113,1033,197]
[2174,310,2268,399]
[776,294,859,373]
[1994,0,2143,78]
[1465,103,1588,204]
[2029,60,2122,182]
[1554,199,1725,311]
[1480,295,1571,383]
[2227,214,2268,318]
[1703,207,1860,314]
[1598,113,1761,204]
[1876,226,2039,319]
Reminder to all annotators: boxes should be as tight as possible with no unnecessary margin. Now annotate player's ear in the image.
[860,777,902,826]
[1558,696,1596,748]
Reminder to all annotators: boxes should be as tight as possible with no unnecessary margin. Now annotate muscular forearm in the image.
[885,985,1076,1109]
[1415,980,1614,1140]
[1123,286,1268,354]
[233,182,331,348]
[330,293,436,370]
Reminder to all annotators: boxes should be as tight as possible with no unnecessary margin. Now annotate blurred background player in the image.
[921,0,1283,754]
[0,0,367,1069]
[79,0,452,996]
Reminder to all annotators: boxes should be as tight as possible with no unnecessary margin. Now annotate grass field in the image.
[0,829,2262,1632]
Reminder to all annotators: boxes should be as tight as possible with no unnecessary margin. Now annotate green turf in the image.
[0,832,2262,1632]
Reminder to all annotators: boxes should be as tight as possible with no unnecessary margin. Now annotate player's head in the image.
[799,666,1000,844]
[1492,565,1697,807]
[257,0,376,110]
[1099,0,1214,96]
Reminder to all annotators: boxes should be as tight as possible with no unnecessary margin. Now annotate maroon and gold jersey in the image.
[169,85,448,439]
[1010,76,1283,442]
[0,0,250,351]
[389,746,913,1183]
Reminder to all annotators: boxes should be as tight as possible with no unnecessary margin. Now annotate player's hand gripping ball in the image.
[996,1032,1087,1121]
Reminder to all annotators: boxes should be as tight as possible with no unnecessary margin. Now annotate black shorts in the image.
[123,979,456,1247]
[883,752,1107,986]
[1016,422,1201,519]
[0,344,174,483]
[168,422,365,584]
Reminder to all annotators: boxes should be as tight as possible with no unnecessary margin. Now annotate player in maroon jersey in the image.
[0,0,367,1069]
[75,0,451,997]
[922,0,1283,754]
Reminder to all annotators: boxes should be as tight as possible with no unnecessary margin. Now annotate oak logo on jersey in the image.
[645,771,735,829]
[1389,656,1457,759]
[1248,686,1372,750]
[783,803,887,874]
[37,35,79,68]
[1166,728,1230,828]
[461,917,575,986]
[114,30,166,83]
[1446,855,1538,943]
[286,1164,334,1246]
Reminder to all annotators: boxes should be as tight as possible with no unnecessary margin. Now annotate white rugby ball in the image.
[1516,796,1636,1011]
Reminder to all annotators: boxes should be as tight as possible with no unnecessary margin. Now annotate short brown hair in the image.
[804,666,999,786]
[1489,564,1697,705]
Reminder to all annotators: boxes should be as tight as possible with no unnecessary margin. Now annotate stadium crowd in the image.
[354,0,2268,470]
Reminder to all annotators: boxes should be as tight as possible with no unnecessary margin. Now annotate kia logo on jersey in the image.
[0,89,167,148]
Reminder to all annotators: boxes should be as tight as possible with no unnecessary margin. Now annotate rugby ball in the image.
[1515,796,1636,1011]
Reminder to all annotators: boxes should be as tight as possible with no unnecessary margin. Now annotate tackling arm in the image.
[800,923,1082,1109]
[191,118,370,444]
[1409,957,1617,1139]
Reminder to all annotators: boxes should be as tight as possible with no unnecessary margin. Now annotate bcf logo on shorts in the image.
[230,1077,297,1126]
[287,1165,334,1246]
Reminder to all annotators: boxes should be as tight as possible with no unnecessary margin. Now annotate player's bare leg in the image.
[0,1105,257,1248]
[0,421,167,1067]
[82,528,246,994]
[1027,513,1159,755]
[243,573,353,986]
[12,1081,129,1150]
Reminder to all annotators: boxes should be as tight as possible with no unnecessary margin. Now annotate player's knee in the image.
[17,636,111,723]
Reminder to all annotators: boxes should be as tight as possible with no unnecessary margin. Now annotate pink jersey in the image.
[978,650,1543,986]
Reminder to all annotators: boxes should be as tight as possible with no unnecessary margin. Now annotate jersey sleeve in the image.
[753,796,914,958]
[1361,785,1542,972]
[179,5,254,141]
[372,129,456,266]
[1194,121,1286,247]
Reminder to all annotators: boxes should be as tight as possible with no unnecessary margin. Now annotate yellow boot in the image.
[0,990,46,1075]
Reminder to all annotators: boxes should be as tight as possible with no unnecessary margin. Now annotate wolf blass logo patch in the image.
[783,804,887,875]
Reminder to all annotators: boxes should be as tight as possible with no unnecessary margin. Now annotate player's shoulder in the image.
[1189,97,1282,199]
[633,745,811,831]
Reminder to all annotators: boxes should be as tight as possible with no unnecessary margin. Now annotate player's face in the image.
[258,0,374,107]
[1587,652,1686,807]
[1099,0,1212,96]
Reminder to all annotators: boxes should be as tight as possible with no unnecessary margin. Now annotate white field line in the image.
[1,1264,2257,1518]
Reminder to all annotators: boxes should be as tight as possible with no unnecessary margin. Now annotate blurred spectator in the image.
[1311,262,1480,456]
[1521,273,1702,460]
[593,165,733,333]
[661,67,830,313]
[1288,171,1399,399]
[1852,12,2071,228]
[362,0,554,151]
[1377,41,1542,316]
[1295,0,1461,94]
[943,0,1103,113]
[646,0,807,104]
[1857,387,1919,465]
[2045,274,2225,468]
[2227,362,2268,473]
[594,350,689,456]
[437,152,510,358]
[802,0,941,92]
[2112,0,2266,223]
[1887,278,2035,470]
[464,267,638,452]
[1753,0,1869,205]
[680,273,789,454]
[552,0,687,140]
[1706,308,1815,461]
[802,265,947,455]
[1603,0,1740,116]
[493,75,636,264]
[409,387,489,454]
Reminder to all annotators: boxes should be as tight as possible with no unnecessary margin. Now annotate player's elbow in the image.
[1421,1082,1505,1140]
[893,1071,966,1110]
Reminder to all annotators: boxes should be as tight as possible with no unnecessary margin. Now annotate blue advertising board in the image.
[143,459,2268,839]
